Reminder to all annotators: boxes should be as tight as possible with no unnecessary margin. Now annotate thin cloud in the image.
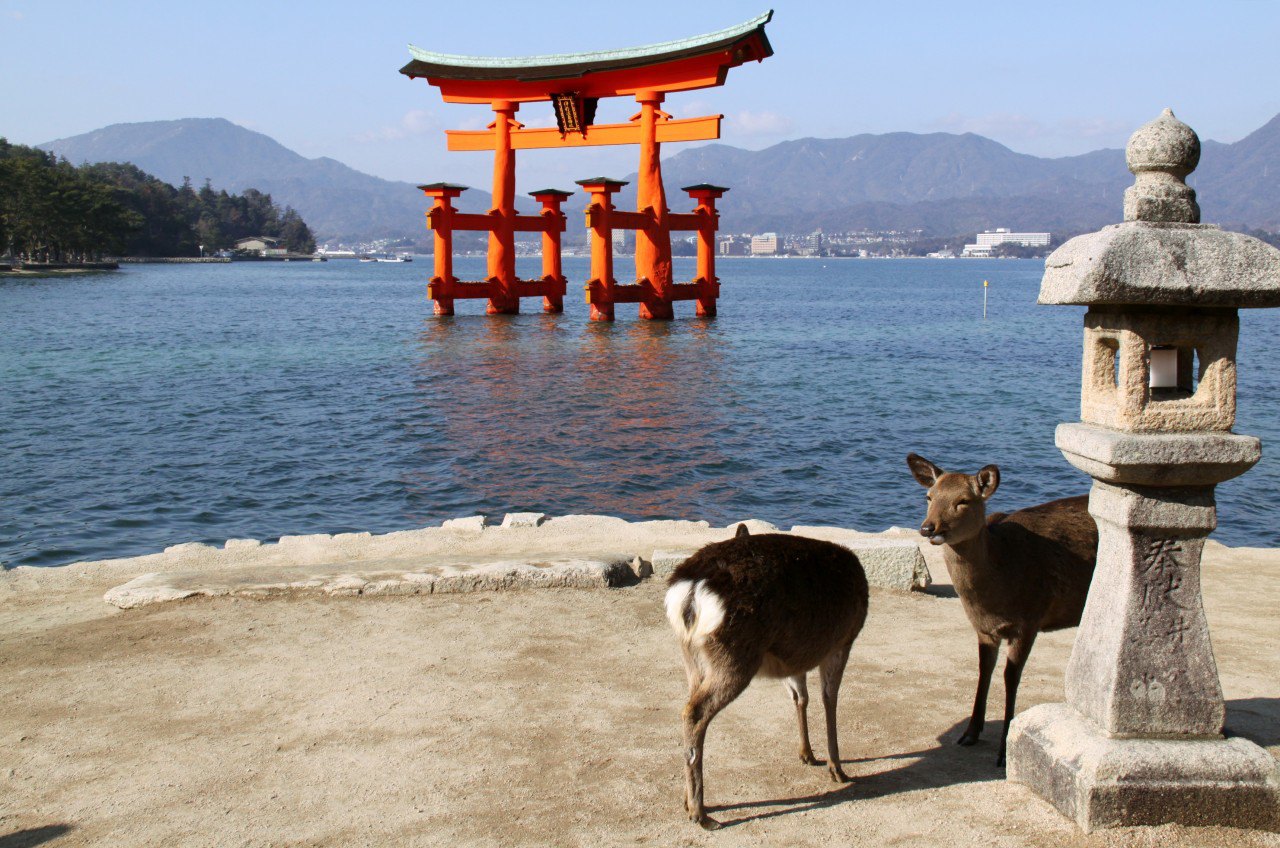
[930,112,1049,140]
[727,110,793,137]
[356,109,440,142]
[671,98,714,119]
[928,112,1131,153]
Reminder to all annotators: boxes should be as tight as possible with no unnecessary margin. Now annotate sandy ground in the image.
[0,541,1277,847]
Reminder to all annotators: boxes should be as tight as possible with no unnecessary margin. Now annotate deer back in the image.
[669,534,869,674]
[984,495,1098,633]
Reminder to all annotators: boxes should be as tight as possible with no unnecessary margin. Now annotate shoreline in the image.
[0,514,1275,846]
[1,513,935,605]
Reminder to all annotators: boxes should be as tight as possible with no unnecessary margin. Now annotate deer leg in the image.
[958,637,999,746]
[683,665,753,831]
[783,674,818,765]
[818,640,854,783]
[680,642,704,693]
[996,631,1037,767]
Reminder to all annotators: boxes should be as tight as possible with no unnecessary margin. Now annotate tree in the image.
[278,207,316,254]
[0,142,317,259]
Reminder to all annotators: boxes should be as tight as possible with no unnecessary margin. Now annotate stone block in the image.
[848,538,931,591]
[728,519,779,534]
[789,529,931,592]
[500,512,546,528]
[223,539,261,551]
[278,534,333,547]
[1007,703,1280,832]
[442,516,488,532]
[162,542,214,558]
[1056,423,1260,486]
[103,556,638,608]
[1039,222,1280,309]
[650,550,694,577]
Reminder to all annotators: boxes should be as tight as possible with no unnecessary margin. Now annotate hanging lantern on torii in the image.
[400,11,773,319]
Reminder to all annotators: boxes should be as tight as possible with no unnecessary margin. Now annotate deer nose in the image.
[920,522,936,537]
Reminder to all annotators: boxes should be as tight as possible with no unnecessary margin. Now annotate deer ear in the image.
[976,465,1001,499]
[735,523,750,539]
[907,453,944,487]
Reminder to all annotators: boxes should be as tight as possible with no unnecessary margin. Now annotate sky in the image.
[2,0,1279,191]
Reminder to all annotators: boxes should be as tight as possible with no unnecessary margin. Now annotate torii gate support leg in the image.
[634,91,674,320]
[421,184,466,316]
[488,100,519,314]
[581,180,622,322]
[532,191,568,313]
[685,186,725,318]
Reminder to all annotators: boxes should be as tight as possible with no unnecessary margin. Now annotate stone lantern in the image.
[1006,109,1280,831]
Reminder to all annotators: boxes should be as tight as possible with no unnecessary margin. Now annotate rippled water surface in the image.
[3,256,1279,567]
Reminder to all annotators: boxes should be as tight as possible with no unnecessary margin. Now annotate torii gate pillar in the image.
[634,91,674,320]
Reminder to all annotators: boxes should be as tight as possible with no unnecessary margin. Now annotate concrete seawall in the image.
[1,513,933,608]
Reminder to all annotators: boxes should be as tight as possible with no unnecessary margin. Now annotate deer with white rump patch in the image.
[906,453,1098,766]
[665,524,869,830]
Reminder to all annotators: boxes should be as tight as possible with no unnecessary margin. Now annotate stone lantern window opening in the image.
[1080,306,1237,433]
[1148,345,1180,390]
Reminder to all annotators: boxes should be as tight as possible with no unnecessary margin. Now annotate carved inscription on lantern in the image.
[1129,536,1193,708]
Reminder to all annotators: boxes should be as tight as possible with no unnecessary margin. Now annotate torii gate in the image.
[400,11,773,320]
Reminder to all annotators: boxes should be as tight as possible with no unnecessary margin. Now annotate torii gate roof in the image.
[400,11,773,103]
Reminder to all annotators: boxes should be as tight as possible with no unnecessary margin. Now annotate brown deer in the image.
[665,524,869,830]
[906,453,1097,767]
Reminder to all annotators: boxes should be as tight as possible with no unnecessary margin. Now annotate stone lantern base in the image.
[1008,704,1279,832]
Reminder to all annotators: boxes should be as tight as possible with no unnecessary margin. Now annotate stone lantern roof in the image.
[1039,109,1280,308]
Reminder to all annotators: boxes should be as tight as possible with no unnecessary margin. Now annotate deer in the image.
[905,453,1097,767]
[664,524,870,830]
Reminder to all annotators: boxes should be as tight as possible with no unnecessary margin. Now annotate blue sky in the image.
[2,0,1279,190]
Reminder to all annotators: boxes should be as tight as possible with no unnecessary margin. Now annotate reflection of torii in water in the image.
[400,11,773,320]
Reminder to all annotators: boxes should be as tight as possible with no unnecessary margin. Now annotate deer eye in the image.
[956,500,970,508]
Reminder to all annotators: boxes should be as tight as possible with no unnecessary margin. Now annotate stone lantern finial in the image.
[1124,108,1201,224]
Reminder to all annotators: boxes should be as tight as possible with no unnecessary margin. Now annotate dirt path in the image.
[1,543,1277,847]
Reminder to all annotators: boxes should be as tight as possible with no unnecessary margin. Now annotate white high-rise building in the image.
[962,228,1051,257]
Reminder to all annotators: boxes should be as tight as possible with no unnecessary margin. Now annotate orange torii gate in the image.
[400,12,773,319]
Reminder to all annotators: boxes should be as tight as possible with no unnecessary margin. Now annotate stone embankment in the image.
[116,256,231,263]
[2,514,931,609]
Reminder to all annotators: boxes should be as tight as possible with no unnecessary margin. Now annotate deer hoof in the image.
[799,751,820,766]
[828,765,852,784]
[995,752,1007,768]
[957,731,980,747]
[697,815,722,831]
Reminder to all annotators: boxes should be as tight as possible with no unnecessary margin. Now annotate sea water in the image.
[3,256,1278,568]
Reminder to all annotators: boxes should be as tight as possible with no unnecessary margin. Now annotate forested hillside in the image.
[0,139,315,261]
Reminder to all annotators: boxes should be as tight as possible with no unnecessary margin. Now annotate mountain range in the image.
[38,114,1280,242]
[38,118,490,243]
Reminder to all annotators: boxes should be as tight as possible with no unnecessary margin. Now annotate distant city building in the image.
[235,236,287,256]
[718,236,749,256]
[793,230,824,256]
[750,232,779,255]
[962,228,1051,257]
